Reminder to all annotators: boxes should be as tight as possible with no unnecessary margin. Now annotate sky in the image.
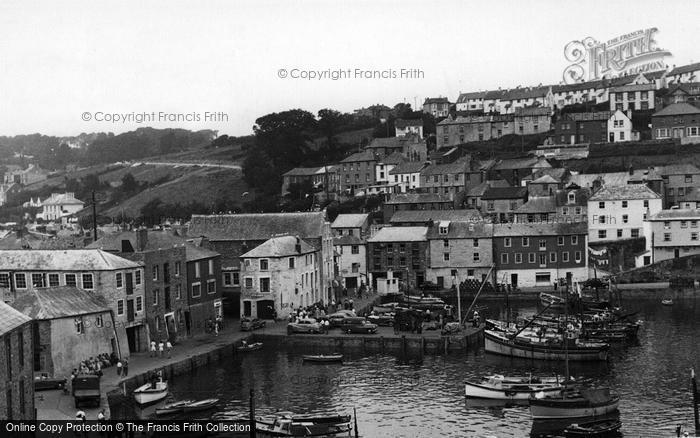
[0,0,699,138]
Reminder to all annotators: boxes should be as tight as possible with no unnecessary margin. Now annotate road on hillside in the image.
[131,161,242,170]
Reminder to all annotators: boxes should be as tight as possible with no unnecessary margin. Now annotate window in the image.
[207,279,216,294]
[65,273,76,287]
[117,300,124,315]
[174,261,180,277]
[153,289,159,305]
[287,257,295,269]
[136,296,142,312]
[473,253,480,262]
[151,265,159,281]
[598,230,607,239]
[439,226,448,235]
[657,128,669,138]
[351,245,359,254]
[443,253,450,261]
[688,127,700,137]
[562,207,569,215]
[443,239,449,248]
[557,236,564,246]
[487,201,494,211]
[631,228,640,238]
[156,316,161,331]
[82,274,94,290]
[73,316,85,335]
[617,229,623,238]
[692,233,699,241]
[135,270,141,285]
[387,256,394,266]
[575,251,582,263]
[529,253,536,263]
[191,283,201,297]
[501,253,509,264]
[17,331,23,368]
[682,221,689,228]
[599,215,606,224]
[562,252,569,262]
[622,201,628,208]
[32,273,45,288]
[259,278,270,293]
[599,201,605,209]
[175,284,182,300]
[538,254,547,266]
[622,215,629,224]
[539,239,546,250]
[663,233,671,242]
[515,253,522,264]
[663,221,671,229]
[643,200,649,208]
[693,221,698,228]
[116,273,123,288]
[550,252,557,263]
[575,207,582,215]
[522,237,530,247]
[504,237,512,247]
[686,175,693,184]
[473,239,479,247]
[95,315,104,328]
[0,273,9,288]
[244,278,253,289]
[259,259,268,271]
[223,272,232,286]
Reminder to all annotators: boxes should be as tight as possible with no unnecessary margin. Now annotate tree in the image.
[317,109,344,150]
[252,109,317,169]
[121,173,139,194]
[393,103,413,119]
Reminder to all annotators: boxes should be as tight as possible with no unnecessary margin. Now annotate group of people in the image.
[206,315,224,336]
[73,353,118,378]
[341,283,369,300]
[150,340,173,358]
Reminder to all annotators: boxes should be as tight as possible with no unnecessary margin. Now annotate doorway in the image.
[243,300,252,317]
[609,132,615,142]
[510,273,518,288]
[674,248,680,258]
[257,300,275,319]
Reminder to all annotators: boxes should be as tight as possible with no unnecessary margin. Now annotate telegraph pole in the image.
[92,191,98,242]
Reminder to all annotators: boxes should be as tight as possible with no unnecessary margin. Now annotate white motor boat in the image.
[134,378,168,405]
[465,375,565,402]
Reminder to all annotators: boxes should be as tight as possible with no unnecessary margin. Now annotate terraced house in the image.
[0,302,33,420]
[0,249,146,355]
[367,226,429,290]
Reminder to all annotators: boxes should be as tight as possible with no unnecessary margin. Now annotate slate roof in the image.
[563,111,613,122]
[366,137,404,150]
[389,161,426,174]
[653,103,700,117]
[11,287,110,320]
[0,249,140,271]
[394,118,423,128]
[188,212,326,242]
[333,235,364,246]
[331,214,369,229]
[648,209,700,220]
[684,187,700,201]
[41,193,84,206]
[0,301,31,337]
[389,209,482,224]
[554,188,590,207]
[466,180,511,197]
[426,221,493,238]
[341,150,376,163]
[589,184,661,201]
[609,83,656,93]
[380,151,406,165]
[367,226,428,242]
[492,222,587,237]
[241,235,316,258]
[420,159,470,175]
[384,193,453,204]
[514,107,551,116]
[456,91,488,103]
[531,175,559,184]
[515,196,557,213]
[481,186,528,200]
[669,62,700,76]
[283,167,323,177]
[185,244,220,262]
[87,230,187,252]
[493,157,546,170]
[424,97,450,105]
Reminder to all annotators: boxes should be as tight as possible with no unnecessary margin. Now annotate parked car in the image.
[240,317,266,331]
[287,318,323,334]
[340,317,378,334]
[367,313,394,327]
[328,311,356,328]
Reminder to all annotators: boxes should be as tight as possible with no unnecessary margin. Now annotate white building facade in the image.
[588,185,663,243]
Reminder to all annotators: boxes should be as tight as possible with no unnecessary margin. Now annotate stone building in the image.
[0,302,34,420]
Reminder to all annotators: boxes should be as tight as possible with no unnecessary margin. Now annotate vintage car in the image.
[287,318,323,334]
[340,317,378,334]
[367,313,394,326]
[327,310,357,328]
[240,317,266,331]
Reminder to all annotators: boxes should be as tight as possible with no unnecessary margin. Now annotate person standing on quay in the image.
[150,340,157,358]
[116,360,122,377]
[158,340,165,357]
[122,358,129,377]
[166,340,172,358]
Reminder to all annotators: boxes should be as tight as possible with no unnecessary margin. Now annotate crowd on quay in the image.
[71,353,118,379]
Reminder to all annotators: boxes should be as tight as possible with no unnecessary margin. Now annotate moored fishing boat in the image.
[155,400,194,416]
[661,298,674,306]
[302,354,343,363]
[255,412,353,437]
[464,374,565,402]
[134,378,168,405]
[238,342,264,352]
[529,387,620,419]
[182,398,219,413]
[484,329,609,361]
[563,417,622,437]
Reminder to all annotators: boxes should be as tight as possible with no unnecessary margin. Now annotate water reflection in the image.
[113,298,700,437]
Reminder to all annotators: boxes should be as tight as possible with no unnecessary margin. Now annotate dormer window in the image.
[568,192,575,204]
[439,226,448,235]
[438,221,450,235]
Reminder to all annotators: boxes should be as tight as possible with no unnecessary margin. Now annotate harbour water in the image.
[112,298,700,437]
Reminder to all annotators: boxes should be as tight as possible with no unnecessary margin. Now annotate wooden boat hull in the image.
[464,381,563,401]
[484,331,608,362]
[255,419,352,437]
[529,396,619,419]
[238,342,263,352]
[302,355,343,363]
[182,398,219,413]
[134,382,168,405]
[564,418,622,437]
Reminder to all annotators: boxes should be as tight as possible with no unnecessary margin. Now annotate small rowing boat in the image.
[134,379,168,405]
[302,354,343,363]
[155,400,194,416]
[256,412,352,437]
[238,342,263,352]
[155,398,219,416]
[465,375,565,402]
[563,417,622,437]
[661,298,674,306]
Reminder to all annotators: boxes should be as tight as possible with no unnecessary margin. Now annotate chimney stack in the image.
[136,227,148,252]
[295,236,302,254]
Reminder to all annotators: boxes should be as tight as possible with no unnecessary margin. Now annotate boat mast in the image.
[564,281,570,385]
[693,368,700,436]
